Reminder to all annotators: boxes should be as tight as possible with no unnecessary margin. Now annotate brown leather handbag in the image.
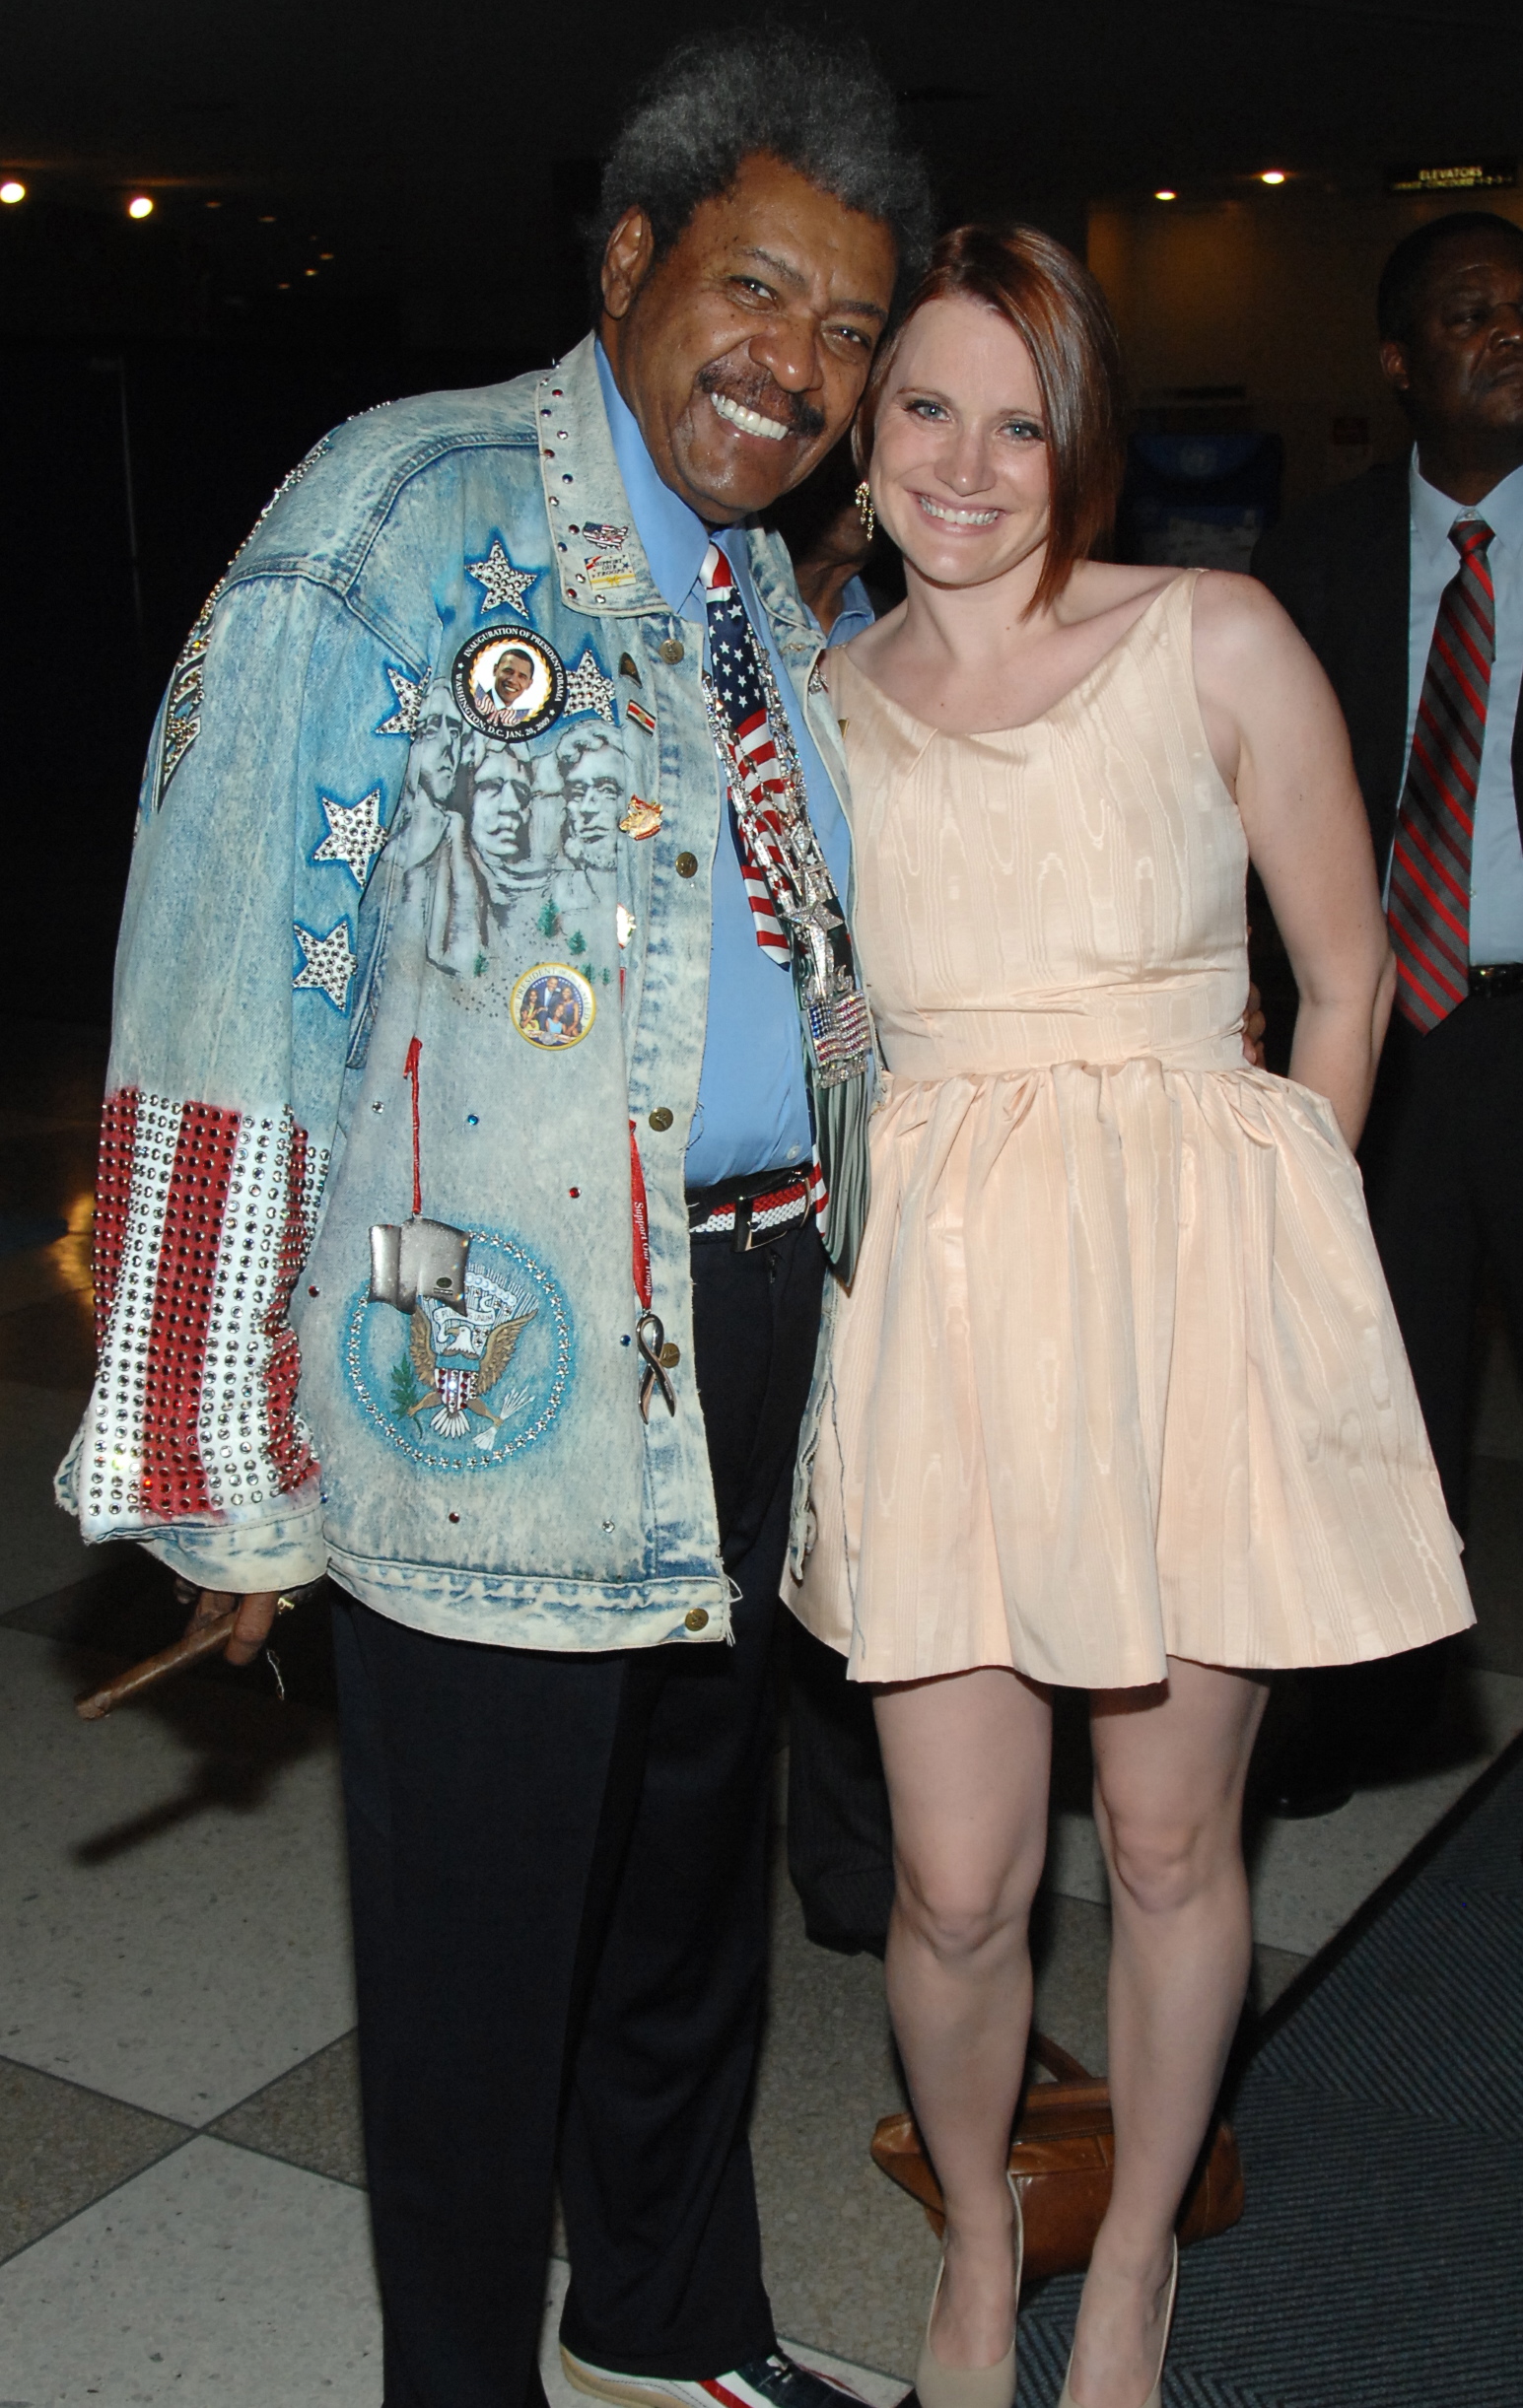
[870,2033,1244,2281]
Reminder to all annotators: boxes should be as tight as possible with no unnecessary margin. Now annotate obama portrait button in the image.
[453,625,567,742]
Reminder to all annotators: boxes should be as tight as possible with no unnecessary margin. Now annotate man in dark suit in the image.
[1254,211,1523,1814]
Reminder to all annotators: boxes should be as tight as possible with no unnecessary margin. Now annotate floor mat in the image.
[1014,1733,1523,2407]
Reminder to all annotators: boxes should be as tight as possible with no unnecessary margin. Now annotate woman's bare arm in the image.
[1193,573,1394,1146]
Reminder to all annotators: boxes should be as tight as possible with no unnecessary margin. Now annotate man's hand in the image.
[179,1583,285,1668]
[1242,979,1267,1067]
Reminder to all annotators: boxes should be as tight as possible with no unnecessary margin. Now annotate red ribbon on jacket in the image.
[629,1120,652,1311]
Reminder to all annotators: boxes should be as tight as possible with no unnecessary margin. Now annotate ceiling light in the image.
[319,250,333,261]
[1259,170,1286,186]
[127,193,154,219]
[1153,188,1177,202]
[305,266,317,277]
[0,179,27,205]
[205,199,221,210]
[258,213,276,224]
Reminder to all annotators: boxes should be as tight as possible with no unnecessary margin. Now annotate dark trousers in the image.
[1287,995,1523,1776]
[334,1215,827,2408]
[1361,995,1523,1520]
[786,1622,894,1958]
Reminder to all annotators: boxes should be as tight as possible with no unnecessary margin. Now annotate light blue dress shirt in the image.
[824,575,876,647]
[1406,455,1523,964]
[595,343,854,1184]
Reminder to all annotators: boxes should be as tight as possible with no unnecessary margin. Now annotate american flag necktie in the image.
[701,541,793,963]
[1388,516,1496,1031]
[697,538,872,1281]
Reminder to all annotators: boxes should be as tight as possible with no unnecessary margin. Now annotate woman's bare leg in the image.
[1065,1658,1268,2408]
[873,1668,1053,2370]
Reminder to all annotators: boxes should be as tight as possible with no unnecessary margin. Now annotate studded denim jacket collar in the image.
[533,337,832,668]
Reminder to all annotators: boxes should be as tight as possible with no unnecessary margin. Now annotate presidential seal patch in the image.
[346,1229,573,1470]
[452,625,566,742]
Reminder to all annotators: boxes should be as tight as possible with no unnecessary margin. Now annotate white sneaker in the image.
[561,2346,869,2408]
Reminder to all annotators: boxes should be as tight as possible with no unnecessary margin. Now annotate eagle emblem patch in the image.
[345,1230,572,1469]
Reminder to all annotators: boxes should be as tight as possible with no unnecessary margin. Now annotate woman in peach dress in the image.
[786,228,1471,2408]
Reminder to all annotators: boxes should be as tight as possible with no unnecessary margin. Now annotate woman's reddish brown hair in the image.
[855,223,1127,611]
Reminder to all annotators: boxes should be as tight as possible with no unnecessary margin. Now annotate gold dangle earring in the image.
[854,479,875,542]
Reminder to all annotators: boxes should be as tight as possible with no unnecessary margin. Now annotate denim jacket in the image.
[58,333,851,1652]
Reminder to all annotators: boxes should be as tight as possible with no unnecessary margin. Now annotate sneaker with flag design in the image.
[560,2344,870,2408]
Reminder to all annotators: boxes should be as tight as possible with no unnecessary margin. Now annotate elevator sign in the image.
[1385,159,1516,194]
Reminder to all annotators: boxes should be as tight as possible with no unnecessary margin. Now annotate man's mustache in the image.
[696,364,826,442]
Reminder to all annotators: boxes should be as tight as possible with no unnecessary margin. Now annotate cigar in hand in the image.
[73,1587,304,1723]
[74,1611,240,1721]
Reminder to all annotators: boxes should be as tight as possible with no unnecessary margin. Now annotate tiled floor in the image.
[3,1020,1522,2401]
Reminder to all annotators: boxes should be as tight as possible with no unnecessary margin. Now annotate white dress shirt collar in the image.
[1411,451,1523,567]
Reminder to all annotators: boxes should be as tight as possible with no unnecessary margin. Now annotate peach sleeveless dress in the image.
[789,573,1473,1688]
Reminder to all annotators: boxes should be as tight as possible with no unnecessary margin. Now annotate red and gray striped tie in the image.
[1388,516,1495,1030]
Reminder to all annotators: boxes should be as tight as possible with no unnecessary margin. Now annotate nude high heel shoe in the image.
[1056,2237,1178,2408]
[914,2175,1023,2408]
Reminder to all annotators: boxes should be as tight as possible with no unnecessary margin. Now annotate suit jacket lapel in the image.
[1354,462,1413,878]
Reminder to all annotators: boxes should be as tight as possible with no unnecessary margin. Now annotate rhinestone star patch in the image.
[466,540,538,618]
[563,649,616,723]
[376,664,425,738]
[293,919,358,1011]
[312,788,387,887]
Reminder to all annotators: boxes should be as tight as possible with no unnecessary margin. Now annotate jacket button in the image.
[648,1106,674,1131]
[658,637,685,663]
[658,1341,680,1368]
[684,1608,710,1632]
[675,852,698,878]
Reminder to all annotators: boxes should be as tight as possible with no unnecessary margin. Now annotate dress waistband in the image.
[876,1006,1247,1082]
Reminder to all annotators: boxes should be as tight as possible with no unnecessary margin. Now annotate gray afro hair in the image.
[592,27,935,307]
